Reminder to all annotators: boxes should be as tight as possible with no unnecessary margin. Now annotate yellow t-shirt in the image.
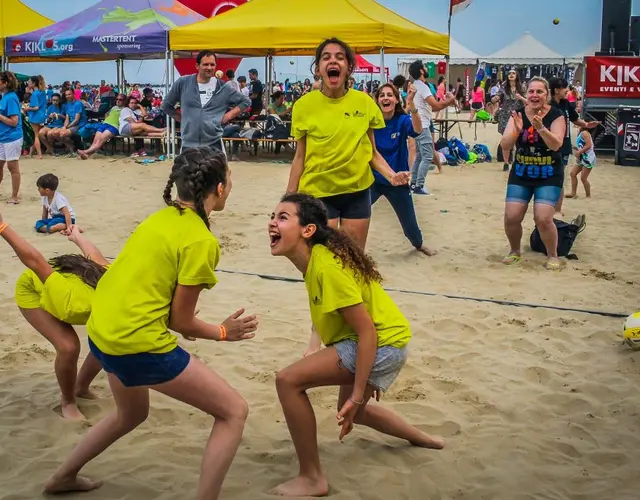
[15,269,97,325]
[304,245,411,348]
[87,207,220,355]
[291,89,385,198]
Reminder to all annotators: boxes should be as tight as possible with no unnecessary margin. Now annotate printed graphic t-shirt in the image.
[373,114,420,186]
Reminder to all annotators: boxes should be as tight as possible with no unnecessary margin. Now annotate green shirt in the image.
[104,106,122,128]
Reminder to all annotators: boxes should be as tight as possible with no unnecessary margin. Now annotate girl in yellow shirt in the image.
[0,219,106,421]
[267,193,444,497]
[44,148,258,499]
[287,38,410,249]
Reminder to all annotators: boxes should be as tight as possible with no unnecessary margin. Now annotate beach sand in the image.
[1,124,639,500]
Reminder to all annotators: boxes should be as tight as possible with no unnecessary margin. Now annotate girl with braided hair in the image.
[268,193,444,497]
[45,148,258,498]
[0,216,105,421]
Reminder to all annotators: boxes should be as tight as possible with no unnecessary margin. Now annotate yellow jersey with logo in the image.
[87,207,220,355]
[304,244,411,348]
[291,89,385,198]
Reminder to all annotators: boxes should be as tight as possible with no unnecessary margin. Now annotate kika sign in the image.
[585,56,640,98]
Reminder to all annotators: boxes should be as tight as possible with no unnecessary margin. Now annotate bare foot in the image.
[555,210,564,217]
[44,474,102,493]
[61,402,87,421]
[270,476,329,497]
[565,193,577,199]
[75,388,98,400]
[543,257,562,271]
[78,151,89,160]
[418,246,438,256]
[409,433,446,449]
[6,198,20,205]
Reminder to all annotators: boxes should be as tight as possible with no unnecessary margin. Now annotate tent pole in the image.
[445,10,452,122]
[165,50,170,158]
[379,48,385,82]
[170,50,176,158]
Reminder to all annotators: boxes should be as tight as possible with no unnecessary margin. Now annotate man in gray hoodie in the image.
[161,50,251,152]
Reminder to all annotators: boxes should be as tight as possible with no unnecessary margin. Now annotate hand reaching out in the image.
[222,308,258,341]
[511,111,523,135]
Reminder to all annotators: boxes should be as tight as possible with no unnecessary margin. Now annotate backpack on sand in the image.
[530,214,586,258]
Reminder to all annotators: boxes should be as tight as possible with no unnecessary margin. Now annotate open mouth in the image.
[381,100,393,109]
[269,231,281,248]
[327,67,340,84]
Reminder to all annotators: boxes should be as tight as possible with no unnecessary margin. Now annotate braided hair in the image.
[281,193,382,284]
[163,147,228,228]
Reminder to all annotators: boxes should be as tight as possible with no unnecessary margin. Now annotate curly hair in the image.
[49,254,107,289]
[0,71,19,92]
[281,193,382,284]
[163,147,228,228]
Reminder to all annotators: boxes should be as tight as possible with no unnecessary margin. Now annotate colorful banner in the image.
[585,56,640,98]
[6,0,204,58]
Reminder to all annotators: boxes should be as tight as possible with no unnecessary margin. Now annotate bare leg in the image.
[433,145,443,173]
[154,356,249,500]
[82,131,113,158]
[39,128,54,154]
[58,130,75,153]
[44,373,149,493]
[19,307,85,420]
[566,165,581,198]
[407,137,416,169]
[7,160,20,203]
[31,124,43,158]
[533,203,560,268]
[337,385,444,448]
[75,352,102,399]
[0,160,4,191]
[580,168,592,197]
[47,223,68,234]
[503,201,528,261]
[339,218,370,250]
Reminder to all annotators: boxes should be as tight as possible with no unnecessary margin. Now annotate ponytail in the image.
[49,254,107,289]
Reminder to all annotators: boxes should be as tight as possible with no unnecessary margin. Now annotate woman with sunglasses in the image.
[77,94,127,159]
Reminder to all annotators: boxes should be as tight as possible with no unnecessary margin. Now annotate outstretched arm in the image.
[66,226,109,267]
[0,218,54,284]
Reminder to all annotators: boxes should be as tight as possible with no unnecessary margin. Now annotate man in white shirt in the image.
[408,60,456,195]
[238,76,250,97]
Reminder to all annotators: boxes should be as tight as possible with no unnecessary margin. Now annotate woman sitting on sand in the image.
[119,95,165,139]
[500,76,566,270]
[268,193,444,497]
[372,82,437,256]
[0,220,105,420]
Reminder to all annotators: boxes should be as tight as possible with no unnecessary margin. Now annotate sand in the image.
[1,122,640,500]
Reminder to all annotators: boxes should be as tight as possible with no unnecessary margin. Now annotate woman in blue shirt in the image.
[25,75,47,159]
[372,83,437,256]
[39,93,64,155]
[0,71,24,205]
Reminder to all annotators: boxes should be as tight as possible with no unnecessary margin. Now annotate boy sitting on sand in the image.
[35,173,76,234]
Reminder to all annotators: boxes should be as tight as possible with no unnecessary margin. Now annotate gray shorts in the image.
[120,123,133,136]
[334,338,408,392]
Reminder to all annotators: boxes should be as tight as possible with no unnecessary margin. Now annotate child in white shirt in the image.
[36,173,76,234]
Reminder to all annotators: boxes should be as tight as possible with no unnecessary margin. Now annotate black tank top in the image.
[508,106,564,188]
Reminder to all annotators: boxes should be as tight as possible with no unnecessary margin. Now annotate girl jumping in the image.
[44,148,258,499]
[287,38,409,250]
[0,220,105,420]
[268,193,444,497]
[566,126,596,198]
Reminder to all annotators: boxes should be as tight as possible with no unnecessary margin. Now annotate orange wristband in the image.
[218,324,227,341]
[0,223,8,235]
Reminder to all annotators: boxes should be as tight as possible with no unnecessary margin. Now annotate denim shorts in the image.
[506,184,562,207]
[88,338,190,387]
[35,216,75,232]
[319,188,372,220]
[334,338,408,392]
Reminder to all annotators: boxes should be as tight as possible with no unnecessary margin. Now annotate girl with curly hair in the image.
[45,148,258,499]
[268,193,444,497]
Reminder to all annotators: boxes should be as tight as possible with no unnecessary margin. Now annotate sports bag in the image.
[530,214,586,257]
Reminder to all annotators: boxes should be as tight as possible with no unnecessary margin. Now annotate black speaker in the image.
[601,0,632,54]
[630,16,640,56]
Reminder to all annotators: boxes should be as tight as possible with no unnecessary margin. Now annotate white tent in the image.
[398,38,479,66]
[480,32,565,64]
[565,44,598,65]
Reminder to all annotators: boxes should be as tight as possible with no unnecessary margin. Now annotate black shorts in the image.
[318,189,371,220]
[471,102,483,110]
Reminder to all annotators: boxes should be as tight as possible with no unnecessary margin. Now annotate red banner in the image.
[585,56,640,98]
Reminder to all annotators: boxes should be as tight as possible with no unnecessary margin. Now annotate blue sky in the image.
[10,0,614,84]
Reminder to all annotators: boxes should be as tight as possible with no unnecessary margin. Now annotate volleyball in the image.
[623,312,640,348]
[290,60,295,65]
[553,18,560,25]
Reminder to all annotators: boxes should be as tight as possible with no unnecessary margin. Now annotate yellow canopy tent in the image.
[0,0,53,57]
[169,0,449,56]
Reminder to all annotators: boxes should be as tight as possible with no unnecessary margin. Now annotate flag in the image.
[450,0,473,15]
